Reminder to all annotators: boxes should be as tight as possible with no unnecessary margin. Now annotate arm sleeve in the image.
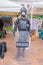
[14,18,19,32]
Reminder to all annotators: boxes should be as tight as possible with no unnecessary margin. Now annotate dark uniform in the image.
[14,12,30,58]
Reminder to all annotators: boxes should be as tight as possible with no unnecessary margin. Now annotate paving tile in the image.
[0,33,43,65]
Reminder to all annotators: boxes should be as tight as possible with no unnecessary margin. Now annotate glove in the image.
[14,33,15,37]
[12,29,15,37]
[29,30,32,37]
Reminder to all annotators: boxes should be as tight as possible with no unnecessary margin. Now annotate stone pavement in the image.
[0,32,43,65]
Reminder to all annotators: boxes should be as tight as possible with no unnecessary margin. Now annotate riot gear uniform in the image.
[14,12,30,58]
[14,18,30,32]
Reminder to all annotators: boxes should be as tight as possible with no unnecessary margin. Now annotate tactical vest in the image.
[17,18,30,31]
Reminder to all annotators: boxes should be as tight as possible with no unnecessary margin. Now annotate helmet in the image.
[21,12,26,17]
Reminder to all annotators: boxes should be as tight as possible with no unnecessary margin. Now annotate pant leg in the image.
[22,48,25,57]
[21,31,29,56]
[18,31,29,42]
[23,31,29,42]
[16,31,22,58]
[17,31,29,57]
[16,47,21,58]
[18,31,24,42]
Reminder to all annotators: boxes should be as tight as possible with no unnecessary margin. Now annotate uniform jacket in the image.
[14,17,30,32]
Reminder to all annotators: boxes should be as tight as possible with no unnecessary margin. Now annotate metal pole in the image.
[31,6,33,30]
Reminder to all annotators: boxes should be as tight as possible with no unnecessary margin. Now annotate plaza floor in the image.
[0,32,43,65]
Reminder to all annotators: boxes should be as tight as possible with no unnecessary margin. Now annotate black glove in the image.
[29,30,32,37]
[13,29,15,37]
[14,33,15,37]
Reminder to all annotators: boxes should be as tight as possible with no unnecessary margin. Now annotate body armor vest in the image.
[17,18,30,31]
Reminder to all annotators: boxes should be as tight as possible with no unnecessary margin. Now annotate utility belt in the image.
[18,29,29,31]
[16,42,29,48]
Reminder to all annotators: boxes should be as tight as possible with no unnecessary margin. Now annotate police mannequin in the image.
[14,12,30,58]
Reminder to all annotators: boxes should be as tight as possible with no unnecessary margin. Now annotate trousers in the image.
[16,31,29,58]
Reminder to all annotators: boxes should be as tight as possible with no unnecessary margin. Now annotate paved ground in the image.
[0,32,43,65]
